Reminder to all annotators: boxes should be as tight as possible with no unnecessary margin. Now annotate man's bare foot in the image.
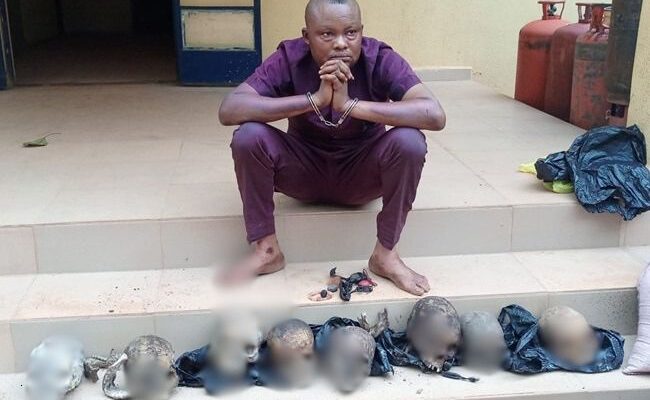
[220,234,286,284]
[368,241,430,296]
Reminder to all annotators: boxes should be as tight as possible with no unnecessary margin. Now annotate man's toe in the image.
[408,283,426,296]
[416,275,431,292]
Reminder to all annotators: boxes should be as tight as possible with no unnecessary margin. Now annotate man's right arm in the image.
[218,80,333,126]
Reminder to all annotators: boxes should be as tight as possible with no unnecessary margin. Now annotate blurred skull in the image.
[209,311,263,378]
[539,306,599,366]
[267,319,316,388]
[407,296,461,372]
[460,312,508,370]
[325,326,375,393]
[26,336,85,400]
[102,335,178,400]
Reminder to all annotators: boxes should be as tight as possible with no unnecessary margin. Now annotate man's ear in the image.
[302,27,310,45]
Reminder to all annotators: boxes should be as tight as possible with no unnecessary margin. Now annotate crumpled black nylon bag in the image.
[174,344,281,393]
[312,317,394,376]
[176,316,479,391]
[498,305,625,374]
[174,317,393,393]
[314,317,477,381]
[535,125,650,220]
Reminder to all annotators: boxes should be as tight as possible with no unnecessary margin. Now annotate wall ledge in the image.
[414,66,472,82]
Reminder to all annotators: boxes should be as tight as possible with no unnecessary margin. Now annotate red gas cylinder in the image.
[515,1,569,111]
[570,4,610,130]
[544,3,593,121]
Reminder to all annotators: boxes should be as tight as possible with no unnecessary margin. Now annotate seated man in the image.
[219,0,446,296]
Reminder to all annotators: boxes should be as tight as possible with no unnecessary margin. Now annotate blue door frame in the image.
[0,0,14,90]
[172,0,262,86]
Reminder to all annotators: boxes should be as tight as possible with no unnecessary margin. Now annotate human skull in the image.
[407,296,461,372]
[460,312,508,370]
[102,335,178,400]
[324,326,375,393]
[539,306,599,366]
[26,336,85,400]
[208,311,263,378]
[267,319,316,388]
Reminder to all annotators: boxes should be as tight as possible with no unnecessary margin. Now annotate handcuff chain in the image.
[306,92,359,129]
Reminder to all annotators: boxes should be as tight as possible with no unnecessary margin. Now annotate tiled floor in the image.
[0,81,583,227]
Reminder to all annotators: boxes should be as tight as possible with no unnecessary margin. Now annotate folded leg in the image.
[231,122,328,243]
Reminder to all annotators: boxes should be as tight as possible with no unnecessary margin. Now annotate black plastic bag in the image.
[498,305,625,374]
[535,125,650,220]
[311,317,393,376]
[375,329,478,382]
[313,318,476,381]
[174,344,273,394]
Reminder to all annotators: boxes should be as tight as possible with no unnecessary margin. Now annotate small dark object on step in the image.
[339,269,377,302]
[327,267,342,291]
[356,285,373,293]
[308,290,332,302]
[358,277,377,288]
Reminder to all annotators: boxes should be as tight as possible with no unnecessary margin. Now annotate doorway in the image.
[6,0,176,85]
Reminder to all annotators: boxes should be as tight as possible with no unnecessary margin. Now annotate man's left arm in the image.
[322,60,446,131]
[344,84,446,131]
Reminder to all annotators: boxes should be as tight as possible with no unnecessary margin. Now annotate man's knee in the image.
[386,127,427,160]
[231,122,273,155]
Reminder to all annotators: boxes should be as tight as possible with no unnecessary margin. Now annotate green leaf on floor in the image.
[22,133,61,148]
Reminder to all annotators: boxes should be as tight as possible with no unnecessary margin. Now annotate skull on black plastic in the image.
[325,326,375,393]
[26,336,85,400]
[267,319,316,388]
[407,296,461,372]
[460,311,508,370]
[539,306,599,366]
[208,311,263,378]
[102,335,178,400]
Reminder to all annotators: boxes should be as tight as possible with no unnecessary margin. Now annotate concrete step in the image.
[2,203,649,275]
[2,340,650,400]
[1,246,648,374]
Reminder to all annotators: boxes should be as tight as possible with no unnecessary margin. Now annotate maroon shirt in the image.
[245,37,421,141]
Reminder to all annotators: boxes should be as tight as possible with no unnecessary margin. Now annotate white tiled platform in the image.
[2,80,650,397]
[1,81,647,274]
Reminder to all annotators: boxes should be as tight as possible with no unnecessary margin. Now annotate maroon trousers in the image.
[230,122,426,250]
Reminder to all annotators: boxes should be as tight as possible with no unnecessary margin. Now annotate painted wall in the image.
[628,1,649,154]
[260,0,580,96]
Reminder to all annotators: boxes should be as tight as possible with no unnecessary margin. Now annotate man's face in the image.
[302,2,364,67]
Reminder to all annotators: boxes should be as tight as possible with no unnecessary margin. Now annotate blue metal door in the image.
[0,0,14,90]
[173,0,262,86]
